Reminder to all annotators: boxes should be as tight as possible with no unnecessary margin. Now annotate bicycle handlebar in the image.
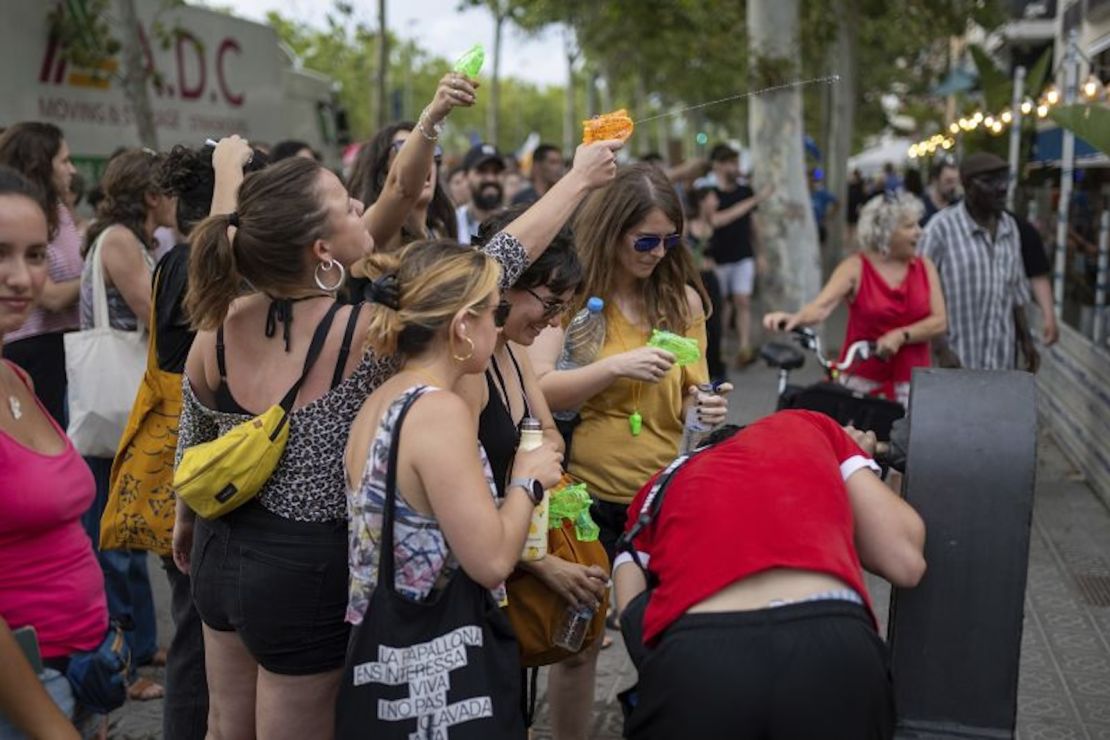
[774,322,876,374]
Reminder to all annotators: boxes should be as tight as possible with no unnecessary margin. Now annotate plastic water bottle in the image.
[553,297,606,422]
[553,604,594,652]
[680,383,716,453]
[518,418,549,561]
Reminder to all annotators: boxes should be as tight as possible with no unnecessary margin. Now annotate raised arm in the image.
[502,141,621,264]
[763,254,859,332]
[361,73,476,247]
[208,136,254,217]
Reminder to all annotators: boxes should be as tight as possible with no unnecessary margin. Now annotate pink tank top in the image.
[840,255,932,397]
[0,361,107,658]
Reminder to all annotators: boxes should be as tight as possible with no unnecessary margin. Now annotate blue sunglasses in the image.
[633,233,682,252]
[390,138,443,162]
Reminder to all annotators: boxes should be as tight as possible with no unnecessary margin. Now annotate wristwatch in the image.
[508,477,544,506]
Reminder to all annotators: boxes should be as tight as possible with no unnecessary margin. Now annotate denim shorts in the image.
[190,502,349,675]
[0,667,101,740]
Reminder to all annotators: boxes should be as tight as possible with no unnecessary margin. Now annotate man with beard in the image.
[455,143,505,244]
[920,158,960,225]
[919,152,1031,370]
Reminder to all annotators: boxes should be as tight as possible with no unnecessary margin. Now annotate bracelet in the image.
[416,107,443,142]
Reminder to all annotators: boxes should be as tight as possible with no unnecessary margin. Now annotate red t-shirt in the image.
[624,410,878,645]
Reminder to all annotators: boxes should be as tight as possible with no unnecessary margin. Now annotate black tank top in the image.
[477,346,530,498]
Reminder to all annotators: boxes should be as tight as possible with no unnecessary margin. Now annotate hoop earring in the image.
[451,335,475,363]
[314,259,346,292]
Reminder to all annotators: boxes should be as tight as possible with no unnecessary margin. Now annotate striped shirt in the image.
[7,206,83,342]
[919,202,1029,370]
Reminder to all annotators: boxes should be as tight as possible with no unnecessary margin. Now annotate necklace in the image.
[612,306,645,437]
[403,365,448,388]
[7,395,21,421]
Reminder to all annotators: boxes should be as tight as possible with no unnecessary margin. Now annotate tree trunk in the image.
[563,27,576,156]
[488,11,504,145]
[376,0,388,129]
[824,0,858,271]
[747,0,821,312]
[116,0,157,150]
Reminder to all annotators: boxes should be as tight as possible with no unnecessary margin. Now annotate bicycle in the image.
[759,326,906,441]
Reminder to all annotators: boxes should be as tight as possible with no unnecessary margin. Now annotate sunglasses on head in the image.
[633,233,682,252]
[390,139,443,163]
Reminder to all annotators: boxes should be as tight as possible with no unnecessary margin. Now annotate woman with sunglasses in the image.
[530,162,732,582]
[458,207,609,739]
[762,192,947,408]
[347,73,469,255]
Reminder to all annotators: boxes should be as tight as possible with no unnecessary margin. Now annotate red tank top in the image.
[840,255,932,397]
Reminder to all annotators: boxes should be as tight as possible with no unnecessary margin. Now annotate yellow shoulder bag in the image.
[174,302,341,518]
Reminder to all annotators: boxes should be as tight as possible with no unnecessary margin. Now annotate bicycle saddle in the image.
[760,342,805,370]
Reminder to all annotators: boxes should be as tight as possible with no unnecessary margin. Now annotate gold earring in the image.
[451,335,475,362]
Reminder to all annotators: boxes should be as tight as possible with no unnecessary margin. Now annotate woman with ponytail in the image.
[173,135,622,740]
[337,241,562,738]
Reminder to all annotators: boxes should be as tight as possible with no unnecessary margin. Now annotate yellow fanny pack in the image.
[174,303,341,519]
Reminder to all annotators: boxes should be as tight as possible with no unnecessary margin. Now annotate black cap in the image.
[463,143,504,172]
[959,151,1007,180]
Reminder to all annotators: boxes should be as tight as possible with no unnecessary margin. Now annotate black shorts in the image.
[628,600,894,740]
[190,502,349,675]
[590,499,630,564]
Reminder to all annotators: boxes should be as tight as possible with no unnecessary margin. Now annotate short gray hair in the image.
[856,192,924,255]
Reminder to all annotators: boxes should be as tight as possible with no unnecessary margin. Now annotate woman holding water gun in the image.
[530,163,733,567]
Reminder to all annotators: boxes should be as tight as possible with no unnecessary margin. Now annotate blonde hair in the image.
[361,239,501,357]
[856,192,923,256]
[570,163,707,332]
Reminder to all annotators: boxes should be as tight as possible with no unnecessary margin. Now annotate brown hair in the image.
[84,149,165,256]
[186,157,331,330]
[0,122,65,238]
[570,163,708,332]
[361,239,500,357]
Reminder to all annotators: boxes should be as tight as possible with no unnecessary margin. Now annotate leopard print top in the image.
[175,232,528,522]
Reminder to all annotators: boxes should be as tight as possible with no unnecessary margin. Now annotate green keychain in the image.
[629,410,643,437]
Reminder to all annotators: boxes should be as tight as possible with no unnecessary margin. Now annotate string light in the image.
[1037,103,1050,118]
[1082,74,1101,99]
[1021,99,1034,115]
[1044,84,1060,105]
[1000,110,1013,124]
[949,122,960,134]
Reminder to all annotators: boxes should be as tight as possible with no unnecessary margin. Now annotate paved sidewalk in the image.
[109,357,1110,739]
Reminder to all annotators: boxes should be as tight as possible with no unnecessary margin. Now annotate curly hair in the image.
[84,149,165,256]
[856,192,924,256]
[158,144,269,235]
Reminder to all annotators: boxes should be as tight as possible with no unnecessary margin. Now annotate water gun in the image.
[582,109,634,144]
[548,478,600,542]
[453,44,485,78]
[647,329,701,366]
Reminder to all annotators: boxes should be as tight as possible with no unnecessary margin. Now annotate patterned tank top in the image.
[345,385,505,625]
[79,225,156,331]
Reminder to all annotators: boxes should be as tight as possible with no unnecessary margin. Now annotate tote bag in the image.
[335,389,524,740]
[100,271,181,555]
[65,233,148,458]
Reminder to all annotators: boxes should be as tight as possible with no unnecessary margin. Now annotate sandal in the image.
[601,635,614,650]
[126,677,165,701]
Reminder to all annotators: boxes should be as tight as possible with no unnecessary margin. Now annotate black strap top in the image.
[215,302,362,415]
[477,346,530,498]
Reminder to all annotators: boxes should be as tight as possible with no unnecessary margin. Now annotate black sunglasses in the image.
[390,138,443,163]
[522,287,569,320]
[633,233,682,252]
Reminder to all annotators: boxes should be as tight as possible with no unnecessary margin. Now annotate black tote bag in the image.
[335,389,524,740]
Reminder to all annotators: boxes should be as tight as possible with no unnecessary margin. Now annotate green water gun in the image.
[647,329,701,366]
[548,482,600,542]
[453,44,485,78]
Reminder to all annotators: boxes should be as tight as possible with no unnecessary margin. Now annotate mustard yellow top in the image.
[569,306,709,505]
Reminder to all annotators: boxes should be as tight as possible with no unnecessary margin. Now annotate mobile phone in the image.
[12,625,44,675]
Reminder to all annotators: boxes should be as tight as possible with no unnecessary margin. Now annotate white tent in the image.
[848,137,912,177]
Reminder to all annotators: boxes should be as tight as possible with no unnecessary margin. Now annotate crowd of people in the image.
[0,60,1056,740]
